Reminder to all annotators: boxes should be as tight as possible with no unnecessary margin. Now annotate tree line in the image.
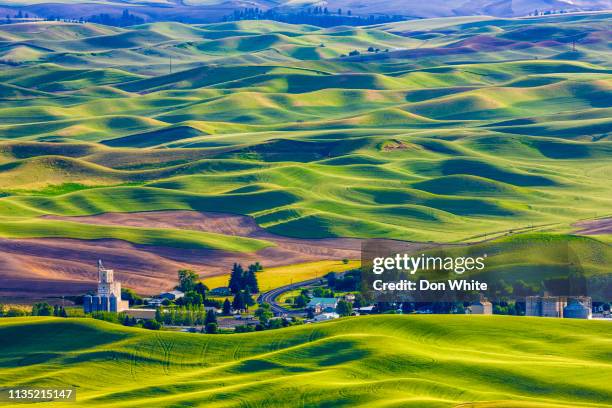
[224,8,405,28]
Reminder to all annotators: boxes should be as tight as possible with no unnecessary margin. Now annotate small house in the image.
[312,312,339,322]
[307,297,338,314]
[159,290,184,301]
[124,309,156,320]
[469,299,493,315]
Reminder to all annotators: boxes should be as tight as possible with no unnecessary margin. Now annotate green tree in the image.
[295,295,308,308]
[229,263,244,294]
[243,290,255,309]
[143,320,161,330]
[32,302,53,316]
[0,304,4,317]
[267,318,282,329]
[155,308,163,323]
[204,309,217,326]
[177,269,199,292]
[336,300,353,317]
[353,293,364,308]
[255,303,273,326]
[121,288,142,306]
[6,308,26,317]
[60,307,68,318]
[222,298,231,315]
[183,291,203,306]
[232,293,245,312]
[194,281,208,297]
[244,265,259,293]
[205,322,218,334]
[313,287,334,298]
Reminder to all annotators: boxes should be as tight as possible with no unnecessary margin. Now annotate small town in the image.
[50,259,606,334]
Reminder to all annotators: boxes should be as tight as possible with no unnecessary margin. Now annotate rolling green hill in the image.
[1,315,611,407]
[0,13,610,245]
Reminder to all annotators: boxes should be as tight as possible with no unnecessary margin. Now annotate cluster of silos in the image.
[83,294,119,313]
[563,299,592,319]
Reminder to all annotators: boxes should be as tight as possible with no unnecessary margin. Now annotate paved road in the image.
[258,277,325,316]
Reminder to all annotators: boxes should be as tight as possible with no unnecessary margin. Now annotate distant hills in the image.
[0,0,610,24]
[278,0,612,18]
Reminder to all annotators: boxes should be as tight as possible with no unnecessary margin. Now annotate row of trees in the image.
[88,10,144,27]
[90,311,161,330]
[0,302,69,317]
[0,304,28,317]
[172,269,223,308]
[228,262,261,294]
[153,305,219,329]
[224,8,405,28]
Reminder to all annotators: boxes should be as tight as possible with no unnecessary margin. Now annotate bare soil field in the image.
[573,217,612,235]
[1,211,377,300]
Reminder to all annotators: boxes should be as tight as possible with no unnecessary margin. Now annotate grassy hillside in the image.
[0,13,610,290]
[1,315,611,407]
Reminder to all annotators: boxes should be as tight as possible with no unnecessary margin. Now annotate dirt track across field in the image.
[1,211,416,301]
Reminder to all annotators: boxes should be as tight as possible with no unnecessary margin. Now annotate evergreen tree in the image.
[194,281,208,298]
[222,298,232,315]
[232,293,245,312]
[245,264,259,293]
[60,307,68,318]
[229,263,244,294]
[204,309,217,325]
[243,290,255,309]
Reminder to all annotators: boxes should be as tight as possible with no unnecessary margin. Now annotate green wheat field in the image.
[1,316,612,407]
[0,14,610,244]
[0,9,611,408]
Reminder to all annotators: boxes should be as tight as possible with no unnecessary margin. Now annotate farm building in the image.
[159,290,184,300]
[526,296,567,318]
[312,312,340,322]
[564,299,592,319]
[83,260,129,313]
[469,299,492,315]
[307,298,338,314]
[124,309,156,320]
